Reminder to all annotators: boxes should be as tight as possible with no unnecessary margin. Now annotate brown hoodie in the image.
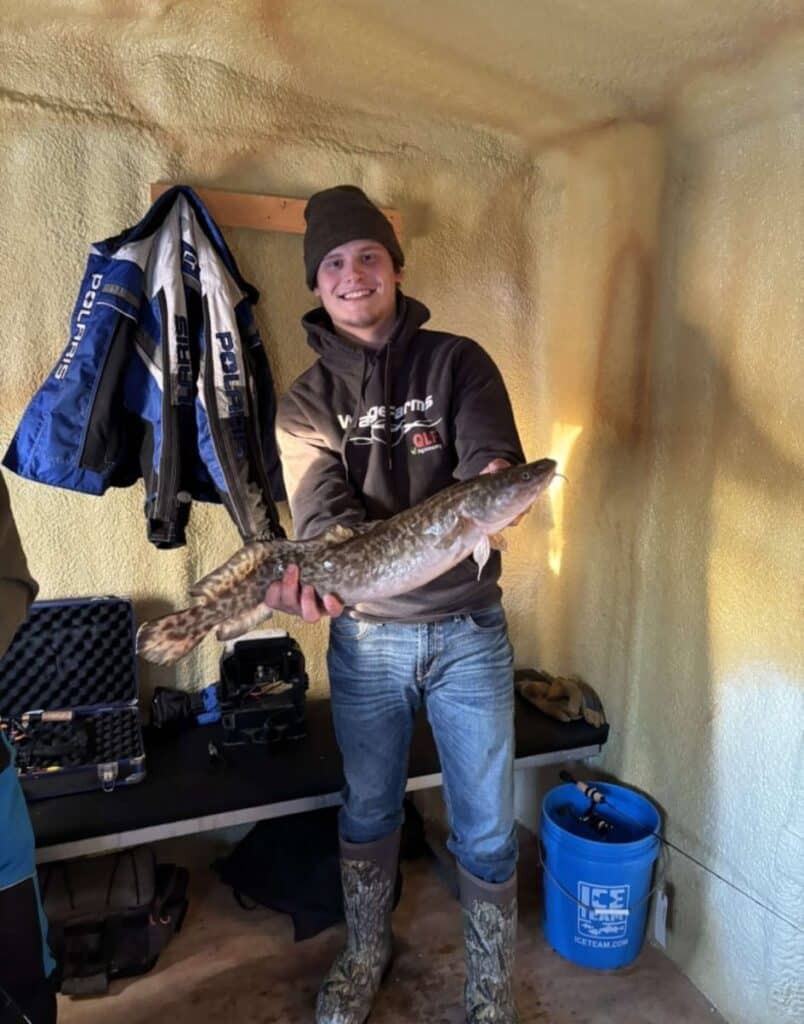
[276,293,524,621]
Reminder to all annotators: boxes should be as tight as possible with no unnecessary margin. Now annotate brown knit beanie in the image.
[303,185,404,289]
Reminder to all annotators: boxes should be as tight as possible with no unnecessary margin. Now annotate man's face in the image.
[314,238,402,343]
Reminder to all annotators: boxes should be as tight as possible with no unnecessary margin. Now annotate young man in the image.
[0,472,58,1024]
[267,185,524,1024]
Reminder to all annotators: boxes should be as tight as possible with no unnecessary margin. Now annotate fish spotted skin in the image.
[136,459,557,665]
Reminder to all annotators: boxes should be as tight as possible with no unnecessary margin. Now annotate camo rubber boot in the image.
[315,827,400,1024]
[458,863,520,1024]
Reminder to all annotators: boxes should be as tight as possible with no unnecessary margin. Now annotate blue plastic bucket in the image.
[540,781,661,970]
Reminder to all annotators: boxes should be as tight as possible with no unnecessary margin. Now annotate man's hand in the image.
[480,458,525,526]
[480,458,512,476]
[264,563,344,623]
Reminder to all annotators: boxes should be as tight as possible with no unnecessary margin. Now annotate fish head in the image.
[462,458,557,532]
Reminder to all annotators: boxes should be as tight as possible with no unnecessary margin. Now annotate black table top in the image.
[30,695,608,849]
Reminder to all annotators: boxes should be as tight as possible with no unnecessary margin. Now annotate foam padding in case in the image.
[0,597,137,719]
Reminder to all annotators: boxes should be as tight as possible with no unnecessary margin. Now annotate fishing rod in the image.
[0,984,33,1024]
[560,770,606,805]
[558,770,804,936]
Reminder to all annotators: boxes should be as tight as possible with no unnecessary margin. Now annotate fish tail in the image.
[136,602,223,666]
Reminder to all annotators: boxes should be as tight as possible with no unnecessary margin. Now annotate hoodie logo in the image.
[410,427,444,454]
[338,395,444,453]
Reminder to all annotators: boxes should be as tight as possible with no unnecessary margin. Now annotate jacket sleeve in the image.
[450,339,525,479]
[0,472,39,658]
[276,393,367,541]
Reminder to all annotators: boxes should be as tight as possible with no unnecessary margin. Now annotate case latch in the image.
[98,762,119,792]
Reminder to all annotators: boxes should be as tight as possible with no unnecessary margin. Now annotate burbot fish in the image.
[136,459,557,665]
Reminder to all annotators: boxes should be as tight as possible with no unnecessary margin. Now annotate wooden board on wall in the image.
[149,184,403,237]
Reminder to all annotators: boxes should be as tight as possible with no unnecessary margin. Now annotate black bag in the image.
[213,801,428,941]
[214,806,343,941]
[38,847,188,996]
[0,597,145,800]
[218,634,309,746]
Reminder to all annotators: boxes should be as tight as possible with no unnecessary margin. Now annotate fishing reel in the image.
[556,801,616,839]
[558,770,617,840]
[575,808,616,837]
[9,714,92,773]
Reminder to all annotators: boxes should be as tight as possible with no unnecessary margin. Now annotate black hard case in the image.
[219,635,308,746]
[0,597,146,800]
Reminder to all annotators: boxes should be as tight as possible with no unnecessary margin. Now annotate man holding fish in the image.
[267,185,549,1024]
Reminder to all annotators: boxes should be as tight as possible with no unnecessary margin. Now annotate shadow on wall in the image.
[558,237,802,975]
[550,211,723,965]
[550,233,655,675]
[594,238,654,448]
[511,228,657,819]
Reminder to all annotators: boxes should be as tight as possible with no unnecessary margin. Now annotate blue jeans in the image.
[327,603,517,883]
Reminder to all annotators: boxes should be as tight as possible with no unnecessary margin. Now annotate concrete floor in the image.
[56,830,725,1024]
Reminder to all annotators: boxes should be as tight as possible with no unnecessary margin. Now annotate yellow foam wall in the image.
[626,40,803,1023]
[527,35,802,1024]
[0,7,801,1023]
[0,6,557,698]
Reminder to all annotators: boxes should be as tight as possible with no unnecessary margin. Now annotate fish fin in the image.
[473,535,491,578]
[316,522,378,543]
[215,603,274,641]
[321,524,358,543]
[136,602,222,666]
[489,533,508,551]
[188,541,282,599]
[429,511,466,550]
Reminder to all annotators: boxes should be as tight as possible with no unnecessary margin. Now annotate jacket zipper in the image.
[153,290,180,525]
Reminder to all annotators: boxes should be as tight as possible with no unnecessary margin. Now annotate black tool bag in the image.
[0,597,146,800]
[218,634,308,746]
[213,800,428,941]
[39,847,189,996]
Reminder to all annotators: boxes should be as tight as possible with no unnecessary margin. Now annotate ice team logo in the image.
[575,881,630,948]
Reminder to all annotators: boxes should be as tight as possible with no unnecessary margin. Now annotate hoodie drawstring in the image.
[383,344,393,470]
[340,350,368,480]
[323,292,414,479]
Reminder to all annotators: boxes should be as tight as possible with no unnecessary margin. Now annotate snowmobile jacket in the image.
[3,186,284,548]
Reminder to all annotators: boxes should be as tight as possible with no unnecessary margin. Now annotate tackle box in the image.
[218,633,308,746]
[0,597,146,800]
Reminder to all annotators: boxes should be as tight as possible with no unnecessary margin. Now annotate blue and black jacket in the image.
[3,186,285,547]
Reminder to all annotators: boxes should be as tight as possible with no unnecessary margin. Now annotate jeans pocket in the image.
[330,616,375,642]
[465,604,507,633]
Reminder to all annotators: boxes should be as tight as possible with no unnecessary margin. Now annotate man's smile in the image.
[314,239,402,343]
